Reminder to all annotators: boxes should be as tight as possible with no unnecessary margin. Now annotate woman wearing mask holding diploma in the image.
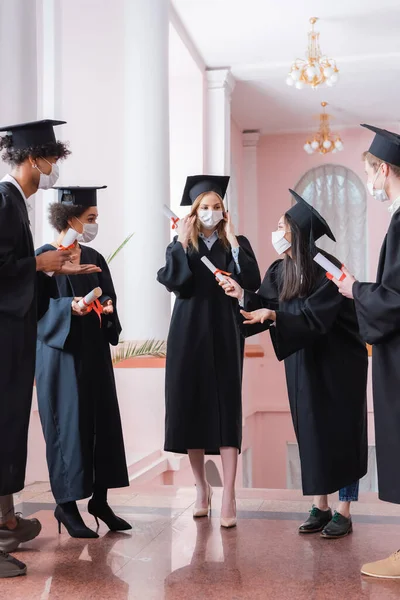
[35,186,130,538]
[157,175,260,528]
[221,189,368,539]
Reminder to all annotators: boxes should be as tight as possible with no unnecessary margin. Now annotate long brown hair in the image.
[188,192,230,252]
[279,214,319,301]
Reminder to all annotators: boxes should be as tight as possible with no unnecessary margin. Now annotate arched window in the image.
[295,164,367,279]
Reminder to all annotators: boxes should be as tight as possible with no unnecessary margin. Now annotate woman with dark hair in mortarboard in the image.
[35,186,131,539]
[221,189,368,539]
[157,175,261,528]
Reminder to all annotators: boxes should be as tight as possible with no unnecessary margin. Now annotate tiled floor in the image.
[2,483,400,599]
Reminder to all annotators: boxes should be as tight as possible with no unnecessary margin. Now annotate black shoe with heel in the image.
[55,503,99,539]
[87,499,132,532]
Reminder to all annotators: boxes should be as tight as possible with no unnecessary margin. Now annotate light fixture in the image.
[303,102,344,155]
[286,18,340,90]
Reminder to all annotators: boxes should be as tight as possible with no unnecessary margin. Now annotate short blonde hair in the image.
[188,192,229,252]
[362,151,400,178]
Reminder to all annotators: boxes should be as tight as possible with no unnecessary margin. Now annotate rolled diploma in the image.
[61,228,79,248]
[78,287,102,308]
[313,252,345,281]
[163,205,180,228]
[46,228,80,276]
[201,256,227,282]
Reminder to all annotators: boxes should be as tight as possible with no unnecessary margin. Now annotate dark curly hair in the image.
[0,136,71,165]
[49,202,86,233]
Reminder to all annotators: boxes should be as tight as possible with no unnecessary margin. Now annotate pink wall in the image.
[257,127,391,280]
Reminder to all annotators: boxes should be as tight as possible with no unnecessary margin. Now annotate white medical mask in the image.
[367,168,389,203]
[76,220,98,243]
[34,159,59,190]
[272,230,291,255]
[198,209,224,230]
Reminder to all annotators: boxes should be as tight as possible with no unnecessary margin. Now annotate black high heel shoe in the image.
[54,504,99,539]
[87,499,132,532]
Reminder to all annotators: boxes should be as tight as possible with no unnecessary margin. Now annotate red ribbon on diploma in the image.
[171,217,179,230]
[59,243,76,251]
[326,266,346,282]
[214,269,232,277]
[82,298,103,326]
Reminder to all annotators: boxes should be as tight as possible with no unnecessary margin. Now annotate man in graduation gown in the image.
[335,125,400,578]
[0,120,100,578]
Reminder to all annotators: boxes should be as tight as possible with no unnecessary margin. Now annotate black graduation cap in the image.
[180,175,230,206]
[53,186,107,207]
[0,119,66,150]
[287,189,336,243]
[361,124,400,167]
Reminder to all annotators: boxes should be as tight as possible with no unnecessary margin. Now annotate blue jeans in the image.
[338,480,359,502]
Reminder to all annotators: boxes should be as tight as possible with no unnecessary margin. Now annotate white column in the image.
[243,130,261,344]
[0,0,37,129]
[123,0,171,341]
[36,0,64,247]
[204,68,236,223]
[0,0,38,225]
[242,130,261,256]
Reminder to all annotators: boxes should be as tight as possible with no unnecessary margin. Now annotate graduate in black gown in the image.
[157,175,260,528]
[35,186,131,539]
[334,126,400,577]
[0,120,100,578]
[221,190,368,539]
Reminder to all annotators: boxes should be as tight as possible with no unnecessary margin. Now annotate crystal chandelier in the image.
[286,18,339,90]
[304,103,344,155]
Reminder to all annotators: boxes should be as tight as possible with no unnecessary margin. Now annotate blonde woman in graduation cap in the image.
[221,189,368,539]
[157,175,260,528]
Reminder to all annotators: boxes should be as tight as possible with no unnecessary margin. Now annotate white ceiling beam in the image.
[169,2,206,72]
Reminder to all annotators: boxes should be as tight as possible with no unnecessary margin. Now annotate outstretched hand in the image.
[240,308,276,325]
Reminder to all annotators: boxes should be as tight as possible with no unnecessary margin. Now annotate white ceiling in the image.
[171,0,400,133]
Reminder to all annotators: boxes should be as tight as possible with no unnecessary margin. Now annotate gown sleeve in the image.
[240,260,281,338]
[97,253,122,346]
[35,245,73,349]
[0,192,36,317]
[353,210,400,345]
[228,235,261,291]
[271,276,345,361]
[157,238,194,298]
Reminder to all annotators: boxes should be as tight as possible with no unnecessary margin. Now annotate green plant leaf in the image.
[106,233,134,264]
[111,339,166,365]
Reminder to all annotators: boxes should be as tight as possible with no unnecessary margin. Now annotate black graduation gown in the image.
[157,235,260,455]
[0,182,39,496]
[243,257,368,495]
[353,208,400,504]
[35,244,129,503]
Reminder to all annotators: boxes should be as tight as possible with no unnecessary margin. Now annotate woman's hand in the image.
[177,215,196,249]
[224,212,239,248]
[332,266,356,299]
[219,276,243,300]
[240,308,276,324]
[102,299,114,315]
[71,297,89,317]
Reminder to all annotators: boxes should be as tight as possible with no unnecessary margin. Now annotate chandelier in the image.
[286,18,339,90]
[304,102,344,155]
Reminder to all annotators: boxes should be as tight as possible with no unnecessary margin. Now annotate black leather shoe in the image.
[87,500,132,532]
[55,504,99,539]
[321,511,353,538]
[298,506,333,534]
